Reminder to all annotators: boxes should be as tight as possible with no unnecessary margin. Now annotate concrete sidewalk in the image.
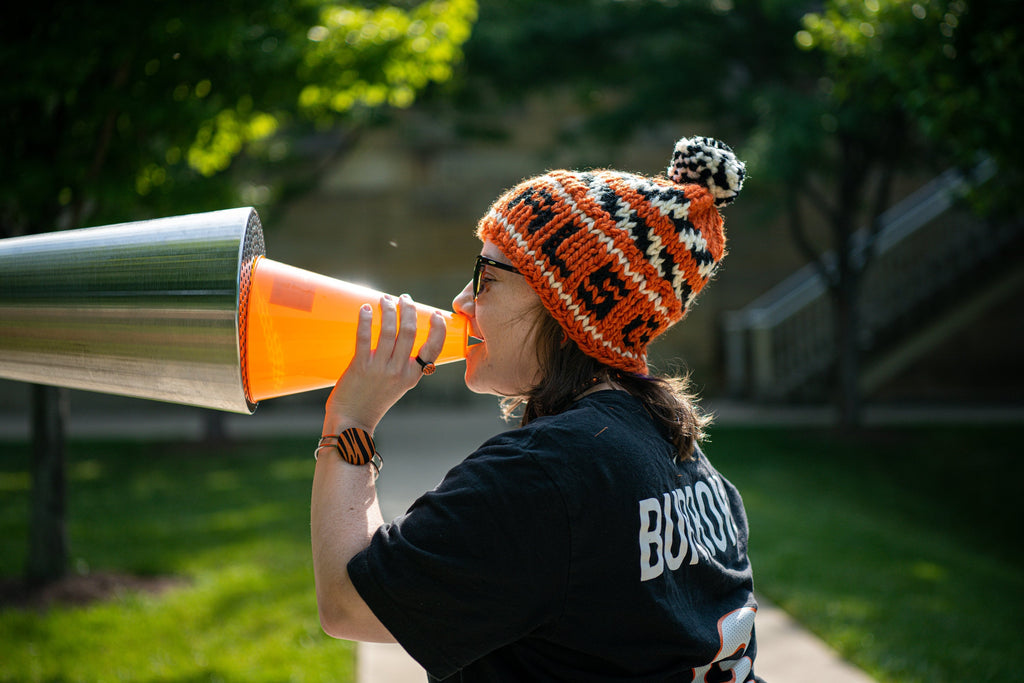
[357,597,875,682]
[2,391,1022,441]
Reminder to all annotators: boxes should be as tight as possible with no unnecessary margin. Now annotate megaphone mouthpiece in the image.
[243,256,468,403]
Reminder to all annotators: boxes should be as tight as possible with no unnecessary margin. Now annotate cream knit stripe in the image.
[609,174,699,304]
[637,183,716,293]
[667,213,716,287]
[597,171,714,303]
[486,201,644,365]
[697,258,718,281]
[588,174,675,302]
[684,288,700,312]
[542,175,675,322]
[665,207,717,290]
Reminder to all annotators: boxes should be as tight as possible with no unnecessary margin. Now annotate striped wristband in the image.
[316,428,382,477]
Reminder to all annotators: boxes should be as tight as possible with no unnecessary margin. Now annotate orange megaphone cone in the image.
[242,256,467,403]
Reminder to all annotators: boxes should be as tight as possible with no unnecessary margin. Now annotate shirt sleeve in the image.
[347,430,571,679]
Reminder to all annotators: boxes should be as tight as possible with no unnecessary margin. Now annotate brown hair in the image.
[501,307,710,461]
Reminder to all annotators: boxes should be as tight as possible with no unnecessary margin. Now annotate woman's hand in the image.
[323,294,447,436]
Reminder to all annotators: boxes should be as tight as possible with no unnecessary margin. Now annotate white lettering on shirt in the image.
[638,497,664,582]
[662,492,688,572]
[638,475,740,582]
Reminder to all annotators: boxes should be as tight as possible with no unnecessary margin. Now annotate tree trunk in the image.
[833,280,863,431]
[26,384,69,585]
[201,409,227,443]
[830,136,869,432]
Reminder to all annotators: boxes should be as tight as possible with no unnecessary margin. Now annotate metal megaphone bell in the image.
[0,208,468,413]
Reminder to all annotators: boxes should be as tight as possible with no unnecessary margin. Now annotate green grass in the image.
[0,439,355,683]
[704,424,1023,683]
[1,424,1021,682]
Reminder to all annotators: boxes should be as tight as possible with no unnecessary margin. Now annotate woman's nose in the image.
[453,281,474,316]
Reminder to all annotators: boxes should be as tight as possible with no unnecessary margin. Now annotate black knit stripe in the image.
[589,174,679,295]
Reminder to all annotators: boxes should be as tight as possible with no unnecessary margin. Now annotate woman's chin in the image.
[462,359,486,395]
[463,367,502,397]
[463,372,496,396]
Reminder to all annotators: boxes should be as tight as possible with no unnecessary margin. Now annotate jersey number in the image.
[690,606,756,683]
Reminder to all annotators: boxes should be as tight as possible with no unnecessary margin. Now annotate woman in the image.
[311,136,762,682]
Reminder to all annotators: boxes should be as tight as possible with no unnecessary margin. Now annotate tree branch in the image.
[73,55,134,229]
[804,176,838,226]
[787,187,838,291]
[860,156,895,273]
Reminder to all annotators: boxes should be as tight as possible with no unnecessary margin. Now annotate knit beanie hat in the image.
[475,135,745,374]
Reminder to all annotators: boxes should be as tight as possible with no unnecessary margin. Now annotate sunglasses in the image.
[473,255,521,299]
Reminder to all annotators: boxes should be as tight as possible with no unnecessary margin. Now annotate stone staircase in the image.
[722,161,1024,402]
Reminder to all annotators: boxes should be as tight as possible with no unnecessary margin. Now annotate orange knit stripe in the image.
[600,174,686,311]
[626,181,720,305]
[551,175,661,368]
[684,185,726,261]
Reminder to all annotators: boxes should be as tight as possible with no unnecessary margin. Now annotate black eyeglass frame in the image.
[473,256,520,299]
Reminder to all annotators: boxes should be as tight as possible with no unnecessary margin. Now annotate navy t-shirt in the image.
[348,391,760,682]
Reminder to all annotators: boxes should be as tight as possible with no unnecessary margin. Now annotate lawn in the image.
[0,423,1020,682]
[706,423,1023,683]
[0,438,355,683]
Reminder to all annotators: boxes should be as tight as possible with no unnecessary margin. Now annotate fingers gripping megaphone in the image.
[0,208,468,413]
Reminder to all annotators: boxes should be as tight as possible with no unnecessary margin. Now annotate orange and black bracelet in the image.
[315,428,382,477]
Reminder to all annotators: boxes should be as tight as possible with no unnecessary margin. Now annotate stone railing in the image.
[723,161,1016,401]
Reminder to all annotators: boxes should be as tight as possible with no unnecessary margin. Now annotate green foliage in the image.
[798,0,1023,215]
[447,0,1019,217]
[299,1,476,118]
[0,0,477,234]
[455,0,809,144]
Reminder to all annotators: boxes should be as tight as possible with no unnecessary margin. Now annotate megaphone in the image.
[0,208,468,413]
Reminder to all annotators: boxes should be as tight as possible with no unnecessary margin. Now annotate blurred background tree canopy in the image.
[0,0,476,238]
[445,0,1020,204]
[0,0,477,584]
[4,0,1016,241]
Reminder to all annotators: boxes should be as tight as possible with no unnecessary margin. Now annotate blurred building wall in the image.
[267,105,805,397]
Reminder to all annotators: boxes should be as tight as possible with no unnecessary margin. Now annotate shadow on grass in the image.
[1,437,310,609]
[0,572,187,611]
[706,423,1024,683]
[1,438,315,579]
